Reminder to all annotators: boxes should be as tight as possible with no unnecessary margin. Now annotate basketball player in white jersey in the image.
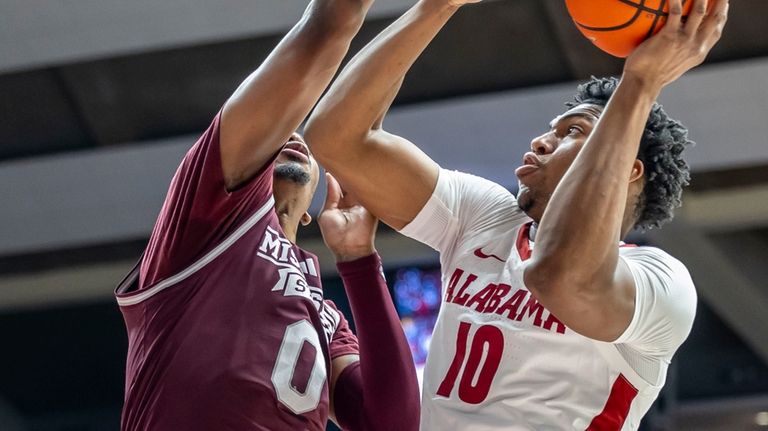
[304,0,728,429]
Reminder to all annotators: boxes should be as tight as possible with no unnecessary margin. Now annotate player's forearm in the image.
[527,76,661,291]
[334,253,420,431]
[306,0,460,158]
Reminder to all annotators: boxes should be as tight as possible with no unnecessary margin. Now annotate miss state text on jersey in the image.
[257,225,340,344]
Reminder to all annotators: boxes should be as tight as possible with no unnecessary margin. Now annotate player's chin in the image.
[517,182,529,198]
[274,161,312,186]
[515,171,539,190]
[516,185,537,214]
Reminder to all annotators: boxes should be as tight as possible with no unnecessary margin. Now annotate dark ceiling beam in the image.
[0,69,96,159]
[0,397,24,431]
[539,0,624,79]
[690,165,768,193]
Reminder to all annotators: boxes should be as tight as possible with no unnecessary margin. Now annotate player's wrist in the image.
[619,70,665,97]
[336,251,381,278]
[333,246,377,263]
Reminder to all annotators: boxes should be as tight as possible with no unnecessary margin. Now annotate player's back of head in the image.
[568,77,693,230]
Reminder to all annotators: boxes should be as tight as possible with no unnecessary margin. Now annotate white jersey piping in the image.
[116,196,275,306]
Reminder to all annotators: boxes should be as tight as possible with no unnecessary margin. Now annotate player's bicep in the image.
[530,259,637,343]
[323,130,440,230]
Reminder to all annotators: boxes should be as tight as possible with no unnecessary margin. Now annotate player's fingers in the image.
[322,172,342,211]
[697,0,728,44]
[339,187,362,209]
[662,0,685,34]
[683,0,708,37]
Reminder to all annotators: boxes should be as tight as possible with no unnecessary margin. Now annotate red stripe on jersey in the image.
[515,222,533,261]
[586,374,638,431]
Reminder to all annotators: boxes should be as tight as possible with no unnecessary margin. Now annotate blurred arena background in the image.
[1,0,768,429]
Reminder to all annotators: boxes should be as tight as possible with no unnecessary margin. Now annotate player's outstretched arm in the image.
[524,0,728,342]
[219,0,374,190]
[305,0,481,230]
[319,174,420,430]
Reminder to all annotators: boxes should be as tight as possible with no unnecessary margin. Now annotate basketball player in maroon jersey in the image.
[114,1,419,430]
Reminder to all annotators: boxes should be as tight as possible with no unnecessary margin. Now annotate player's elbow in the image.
[523,258,579,297]
[307,0,371,39]
[305,113,362,166]
[524,257,611,300]
[524,261,558,297]
[304,115,337,160]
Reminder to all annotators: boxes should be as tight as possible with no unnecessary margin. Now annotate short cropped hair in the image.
[568,77,693,230]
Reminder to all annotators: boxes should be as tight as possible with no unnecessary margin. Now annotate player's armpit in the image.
[524,257,636,343]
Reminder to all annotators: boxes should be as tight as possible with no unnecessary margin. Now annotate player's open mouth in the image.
[281,141,310,163]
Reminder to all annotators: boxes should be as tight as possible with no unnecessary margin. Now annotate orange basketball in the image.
[566,0,695,58]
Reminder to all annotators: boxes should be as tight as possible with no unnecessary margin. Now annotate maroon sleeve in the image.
[326,300,360,360]
[139,112,276,287]
[332,253,420,431]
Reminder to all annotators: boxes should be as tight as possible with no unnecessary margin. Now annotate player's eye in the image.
[567,125,583,135]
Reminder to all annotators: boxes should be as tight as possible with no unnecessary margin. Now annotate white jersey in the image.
[400,169,697,431]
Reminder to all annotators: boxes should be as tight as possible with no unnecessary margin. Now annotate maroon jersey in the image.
[115,113,359,431]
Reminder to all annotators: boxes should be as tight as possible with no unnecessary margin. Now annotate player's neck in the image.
[275,209,300,244]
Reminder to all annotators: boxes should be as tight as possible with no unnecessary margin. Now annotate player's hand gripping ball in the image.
[566,0,707,57]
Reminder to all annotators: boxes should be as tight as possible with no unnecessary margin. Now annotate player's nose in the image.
[530,133,555,156]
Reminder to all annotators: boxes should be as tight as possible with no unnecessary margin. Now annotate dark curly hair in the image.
[567,77,693,230]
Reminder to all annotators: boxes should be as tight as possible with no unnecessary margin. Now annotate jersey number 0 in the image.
[271,320,327,414]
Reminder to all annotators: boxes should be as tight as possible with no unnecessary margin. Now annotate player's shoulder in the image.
[438,168,519,211]
[440,168,513,196]
[620,245,696,297]
[620,244,686,271]
[323,299,342,312]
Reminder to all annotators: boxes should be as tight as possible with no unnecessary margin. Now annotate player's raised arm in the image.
[318,174,420,430]
[219,0,374,190]
[524,0,728,342]
[305,0,481,229]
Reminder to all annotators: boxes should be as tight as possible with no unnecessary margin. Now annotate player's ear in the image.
[629,159,644,183]
[300,212,312,226]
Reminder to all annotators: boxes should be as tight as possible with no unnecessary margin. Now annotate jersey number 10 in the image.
[436,321,504,404]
